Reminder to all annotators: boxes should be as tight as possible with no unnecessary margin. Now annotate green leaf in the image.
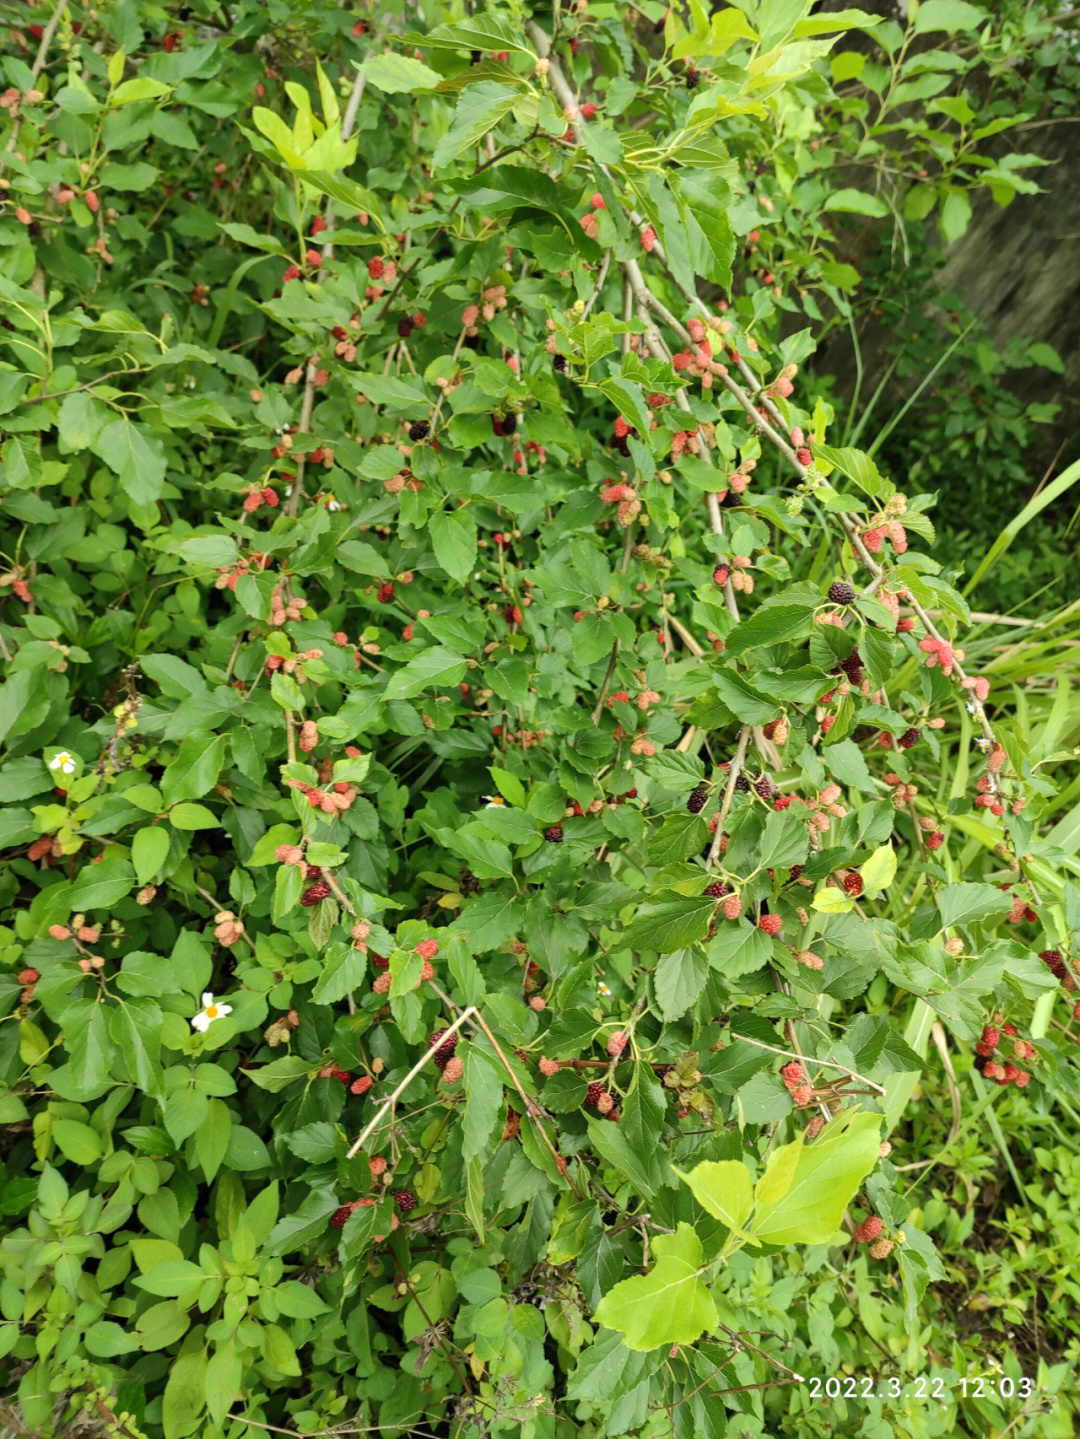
[823,738,875,793]
[913,0,986,34]
[813,887,856,915]
[92,418,167,507]
[621,895,716,953]
[132,825,170,884]
[265,1188,340,1255]
[361,53,442,93]
[939,189,972,245]
[169,802,220,829]
[430,508,477,585]
[860,843,897,897]
[713,671,778,724]
[311,942,367,1004]
[653,947,709,1022]
[751,1110,882,1245]
[793,8,881,35]
[432,84,519,170]
[936,882,1013,932]
[163,1344,207,1439]
[384,646,468,700]
[462,1048,503,1165]
[705,922,772,978]
[194,1098,231,1182]
[812,443,886,498]
[68,859,134,912]
[160,733,227,805]
[51,1118,102,1165]
[678,1160,753,1231]
[594,1223,718,1352]
[204,1341,242,1426]
[723,603,815,657]
[822,188,889,218]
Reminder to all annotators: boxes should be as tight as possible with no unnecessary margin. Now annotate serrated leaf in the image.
[430,508,477,585]
[383,646,467,700]
[621,895,715,953]
[653,947,709,1022]
[432,83,518,170]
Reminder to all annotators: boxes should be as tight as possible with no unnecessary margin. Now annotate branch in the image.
[346,1005,478,1158]
[708,725,750,868]
[284,66,367,517]
[734,1033,886,1096]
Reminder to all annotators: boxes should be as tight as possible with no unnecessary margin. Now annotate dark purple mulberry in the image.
[300,880,332,907]
[391,1188,416,1213]
[408,420,429,441]
[1039,949,1067,980]
[898,727,921,749]
[428,1029,458,1071]
[687,785,708,814]
[828,581,856,606]
[544,824,564,843]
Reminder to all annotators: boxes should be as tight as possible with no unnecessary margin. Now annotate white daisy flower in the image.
[49,751,76,775]
[327,499,342,512]
[598,981,612,998]
[191,992,232,1032]
[482,795,505,808]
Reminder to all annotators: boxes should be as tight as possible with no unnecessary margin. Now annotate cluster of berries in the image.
[999,883,1038,926]
[240,484,279,514]
[267,584,308,628]
[213,911,245,946]
[213,550,272,592]
[264,1010,301,1047]
[584,1082,620,1120]
[973,1022,1033,1087]
[284,776,359,819]
[461,284,508,335]
[852,1214,893,1259]
[780,1061,814,1108]
[601,480,640,527]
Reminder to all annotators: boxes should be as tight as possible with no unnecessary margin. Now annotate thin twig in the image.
[707,725,750,867]
[346,1007,478,1159]
[735,1034,886,1096]
[427,981,584,1200]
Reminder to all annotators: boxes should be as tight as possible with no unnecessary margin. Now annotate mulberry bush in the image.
[0,2,1077,1437]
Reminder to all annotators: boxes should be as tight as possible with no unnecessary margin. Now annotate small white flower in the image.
[598,981,612,998]
[49,751,76,775]
[482,794,505,808]
[327,499,342,512]
[192,992,232,1032]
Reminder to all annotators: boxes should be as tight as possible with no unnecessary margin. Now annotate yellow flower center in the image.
[205,1005,219,1018]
